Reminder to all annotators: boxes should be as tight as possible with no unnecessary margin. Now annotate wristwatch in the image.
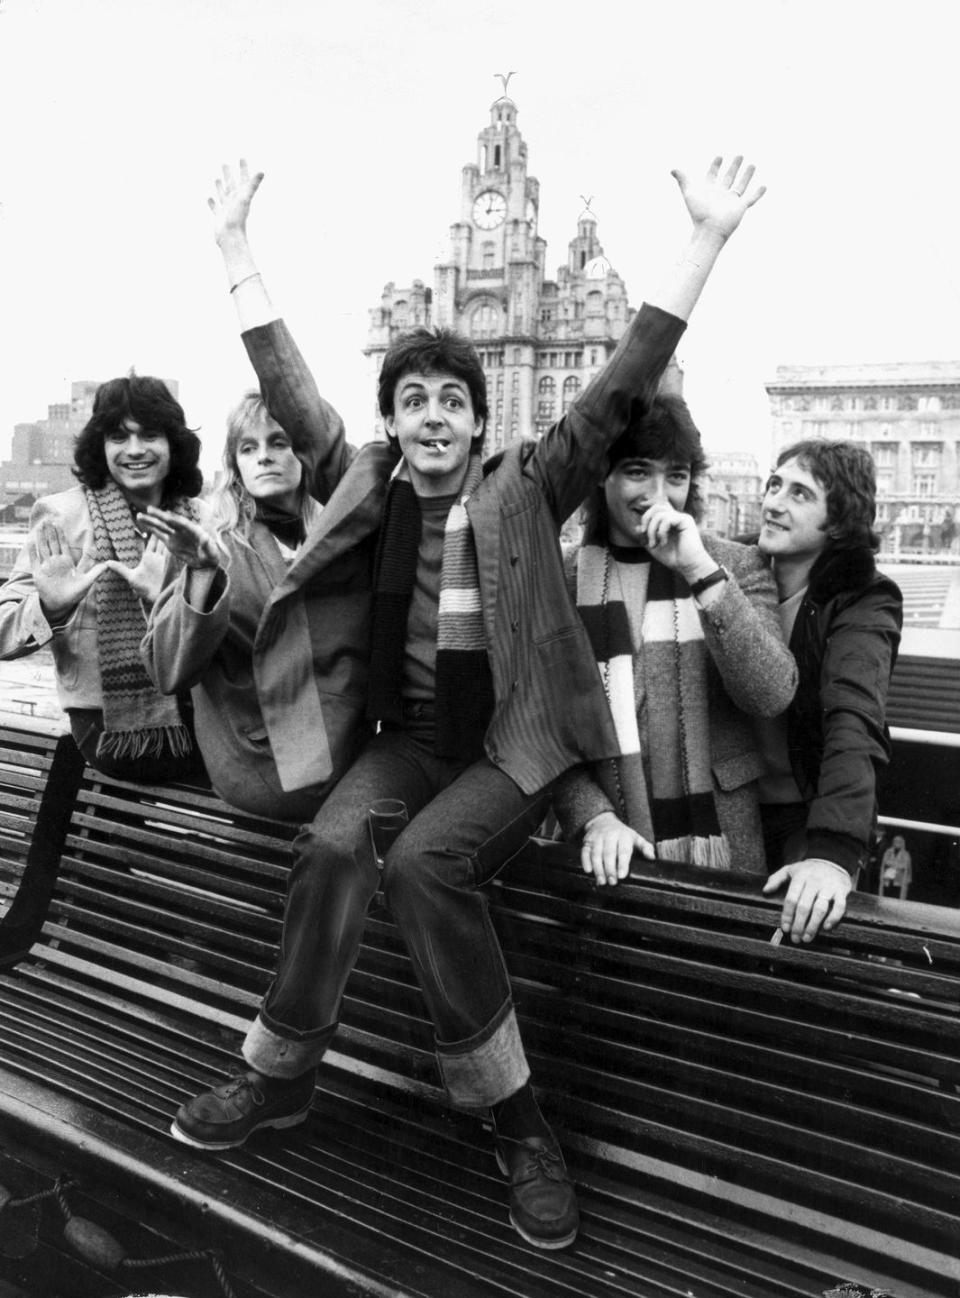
[688,566,728,597]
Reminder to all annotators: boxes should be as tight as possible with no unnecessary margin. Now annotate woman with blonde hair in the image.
[140,162,395,818]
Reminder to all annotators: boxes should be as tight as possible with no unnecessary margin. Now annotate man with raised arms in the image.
[144,154,766,1249]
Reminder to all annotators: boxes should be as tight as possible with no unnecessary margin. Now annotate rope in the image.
[0,1171,238,1297]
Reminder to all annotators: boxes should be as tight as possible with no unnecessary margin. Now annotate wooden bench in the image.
[0,717,959,1298]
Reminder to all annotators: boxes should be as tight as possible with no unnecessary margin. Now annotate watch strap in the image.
[688,566,728,597]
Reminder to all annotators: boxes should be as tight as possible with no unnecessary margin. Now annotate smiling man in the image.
[164,154,766,1251]
[754,439,903,943]
[0,376,205,779]
[552,393,797,888]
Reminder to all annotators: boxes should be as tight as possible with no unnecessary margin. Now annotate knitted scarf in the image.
[85,480,197,763]
[255,500,306,549]
[367,454,493,759]
[576,543,729,869]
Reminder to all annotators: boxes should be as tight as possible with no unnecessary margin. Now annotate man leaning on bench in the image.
[0,133,904,1255]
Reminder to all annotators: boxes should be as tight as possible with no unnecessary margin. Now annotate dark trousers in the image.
[68,706,207,784]
[243,717,551,1108]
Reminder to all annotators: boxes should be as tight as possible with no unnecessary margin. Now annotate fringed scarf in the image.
[85,480,198,764]
[367,455,493,759]
[576,542,729,869]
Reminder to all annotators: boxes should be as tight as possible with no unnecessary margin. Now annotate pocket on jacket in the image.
[534,625,600,693]
[712,750,765,791]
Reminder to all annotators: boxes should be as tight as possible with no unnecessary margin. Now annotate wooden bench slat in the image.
[65,817,291,881]
[75,786,298,850]
[55,859,282,921]
[0,722,957,1296]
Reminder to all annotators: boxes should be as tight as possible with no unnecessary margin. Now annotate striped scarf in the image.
[85,480,197,764]
[577,543,729,869]
[367,455,493,759]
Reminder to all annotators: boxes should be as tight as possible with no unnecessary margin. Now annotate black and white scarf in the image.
[577,542,729,868]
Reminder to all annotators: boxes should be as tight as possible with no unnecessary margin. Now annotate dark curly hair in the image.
[377,327,487,445]
[73,374,203,498]
[773,438,879,552]
[584,393,709,541]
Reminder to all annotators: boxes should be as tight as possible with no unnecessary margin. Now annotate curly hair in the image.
[377,327,487,442]
[774,438,879,552]
[73,374,202,498]
[584,393,709,541]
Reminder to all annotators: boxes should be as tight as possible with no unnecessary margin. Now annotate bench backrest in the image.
[2,736,960,1290]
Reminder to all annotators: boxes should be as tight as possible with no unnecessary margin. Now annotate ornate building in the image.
[364,90,649,452]
[0,381,100,505]
[705,450,763,537]
[766,362,960,549]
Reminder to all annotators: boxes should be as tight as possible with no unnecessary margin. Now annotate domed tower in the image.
[364,81,638,452]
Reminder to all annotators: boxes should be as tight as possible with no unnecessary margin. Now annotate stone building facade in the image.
[705,450,763,537]
[364,93,655,453]
[766,361,960,550]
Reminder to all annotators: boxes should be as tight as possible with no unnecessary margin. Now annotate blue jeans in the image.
[243,716,551,1109]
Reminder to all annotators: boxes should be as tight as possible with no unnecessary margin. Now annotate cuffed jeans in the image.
[243,715,551,1109]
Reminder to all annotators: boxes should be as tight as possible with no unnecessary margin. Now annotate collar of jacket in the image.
[268,440,398,606]
[738,532,879,607]
[805,543,878,605]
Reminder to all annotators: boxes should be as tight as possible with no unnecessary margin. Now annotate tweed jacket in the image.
[0,486,210,713]
[783,544,902,874]
[553,535,798,873]
[144,303,684,813]
[142,317,397,819]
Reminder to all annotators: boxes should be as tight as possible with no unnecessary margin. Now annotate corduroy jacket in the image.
[143,303,685,813]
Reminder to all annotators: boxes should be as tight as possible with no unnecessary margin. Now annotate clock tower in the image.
[365,88,654,450]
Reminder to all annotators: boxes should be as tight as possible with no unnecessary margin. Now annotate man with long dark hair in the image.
[553,394,797,884]
[0,375,205,779]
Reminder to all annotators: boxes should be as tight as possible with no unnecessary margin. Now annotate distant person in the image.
[754,439,903,942]
[940,508,956,553]
[553,395,797,883]
[0,377,205,780]
[880,834,912,900]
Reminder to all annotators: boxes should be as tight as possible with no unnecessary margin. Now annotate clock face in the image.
[473,190,506,230]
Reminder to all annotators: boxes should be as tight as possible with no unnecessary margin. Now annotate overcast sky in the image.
[1,0,957,477]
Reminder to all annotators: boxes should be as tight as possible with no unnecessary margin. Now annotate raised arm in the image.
[0,498,108,660]
[210,159,277,331]
[210,161,352,504]
[651,155,766,321]
[0,543,49,661]
[528,156,766,525]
